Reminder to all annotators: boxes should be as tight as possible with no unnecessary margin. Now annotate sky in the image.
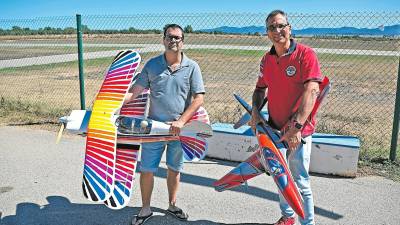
[0,0,399,19]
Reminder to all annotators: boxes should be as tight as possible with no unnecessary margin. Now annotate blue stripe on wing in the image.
[110,52,139,71]
[83,167,108,200]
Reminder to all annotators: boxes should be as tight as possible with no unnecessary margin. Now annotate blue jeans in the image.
[278,135,314,225]
[139,141,184,173]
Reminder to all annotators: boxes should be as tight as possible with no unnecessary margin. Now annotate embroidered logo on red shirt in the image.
[285,65,296,77]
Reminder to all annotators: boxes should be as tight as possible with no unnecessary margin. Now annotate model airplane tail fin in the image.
[180,134,208,161]
[188,106,210,124]
[233,113,251,129]
[233,96,267,129]
[233,77,331,131]
[312,76,331,116]
[180,107,212,161]
[234,94,269,123]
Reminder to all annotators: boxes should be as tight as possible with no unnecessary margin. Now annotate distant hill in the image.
[199,25,264,35]
[199,24,400,36]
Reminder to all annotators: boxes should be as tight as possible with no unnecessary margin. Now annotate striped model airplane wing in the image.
[119,89,150,117]
[104,89,150,209]
[82,50,141,202]
[103,143,140,209]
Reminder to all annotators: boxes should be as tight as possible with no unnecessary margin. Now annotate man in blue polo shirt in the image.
[123,24,205,225]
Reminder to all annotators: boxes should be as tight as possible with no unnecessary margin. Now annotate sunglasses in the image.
[267,23,289,31]
[165,35,183,42]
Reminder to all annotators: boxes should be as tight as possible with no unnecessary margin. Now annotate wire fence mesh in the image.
[0,12,399,160]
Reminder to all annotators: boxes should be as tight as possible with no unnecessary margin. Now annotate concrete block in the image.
[310,134,360,177]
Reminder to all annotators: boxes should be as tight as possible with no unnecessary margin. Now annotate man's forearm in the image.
[294,81,320,124]
[123,84,145,106]
[178,94,204,124]
[252,87,266,110]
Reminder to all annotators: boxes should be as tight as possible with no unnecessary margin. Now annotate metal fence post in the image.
[76,14,86,110]
[390,58,400,161]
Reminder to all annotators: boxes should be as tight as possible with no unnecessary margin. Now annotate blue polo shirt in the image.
[135,53,205,122]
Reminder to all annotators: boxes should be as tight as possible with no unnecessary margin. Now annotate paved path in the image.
[0,126,399,225]
[1,43,399,69]
[0,44,160,69]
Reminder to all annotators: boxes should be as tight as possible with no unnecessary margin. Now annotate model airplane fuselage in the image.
[59,110,212,141]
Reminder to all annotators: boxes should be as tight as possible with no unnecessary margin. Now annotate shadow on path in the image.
[1,159,343,225]
[159,160,343,221]
[0,196,228,225]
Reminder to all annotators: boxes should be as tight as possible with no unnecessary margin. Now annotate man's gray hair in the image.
[266,10,289,24]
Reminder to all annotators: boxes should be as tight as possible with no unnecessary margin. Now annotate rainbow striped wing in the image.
[104,89,149,209]
[180,107,210,161]
[82,50,141,202]
[119,89,150,117]
[104,144,140,209]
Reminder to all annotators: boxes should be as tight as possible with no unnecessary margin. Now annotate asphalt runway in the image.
[1,126,399,225]
[1,43,399,69]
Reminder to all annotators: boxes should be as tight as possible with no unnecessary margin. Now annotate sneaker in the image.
[274,216,295,225]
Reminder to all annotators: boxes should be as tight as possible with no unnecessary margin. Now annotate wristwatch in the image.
[293,120,303,130]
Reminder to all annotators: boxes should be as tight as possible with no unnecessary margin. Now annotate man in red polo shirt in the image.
[250,10,322,225]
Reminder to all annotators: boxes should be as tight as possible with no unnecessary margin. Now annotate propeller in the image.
[55,116,68,144]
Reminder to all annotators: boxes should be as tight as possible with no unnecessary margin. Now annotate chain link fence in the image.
[0,12,399,160]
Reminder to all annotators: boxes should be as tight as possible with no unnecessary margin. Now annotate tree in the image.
[184,25,193,33]
[81,25,90,33]
[64,27,76,34]
[12,26,22,31]
[128,27,138,33]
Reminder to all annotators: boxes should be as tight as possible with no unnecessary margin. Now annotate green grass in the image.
[0,96,70,126]
[186,48,265,57]
[358,156,400,182]
[0,46,128,60]
[0,62,74,74]
[318,53,398,62]
[0,52,148,77]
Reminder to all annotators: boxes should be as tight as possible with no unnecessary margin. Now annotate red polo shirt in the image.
[256,40,322,136]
